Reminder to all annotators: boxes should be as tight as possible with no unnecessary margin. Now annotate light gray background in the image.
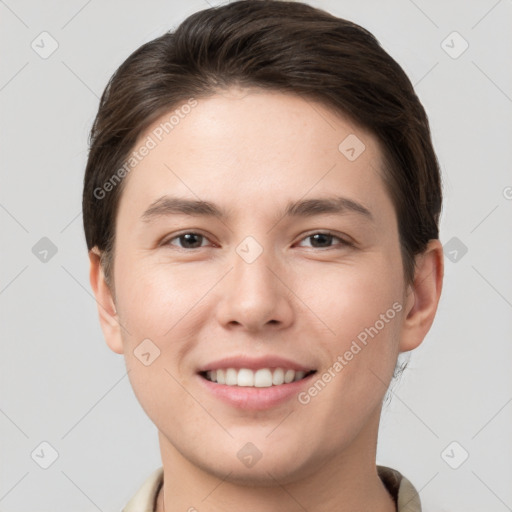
[1,0,511,511]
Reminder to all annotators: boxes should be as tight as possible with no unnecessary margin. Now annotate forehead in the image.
[117,88,392,226]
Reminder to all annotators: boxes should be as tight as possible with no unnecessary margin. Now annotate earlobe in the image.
[399,239,444,352]
[88,247,124,355]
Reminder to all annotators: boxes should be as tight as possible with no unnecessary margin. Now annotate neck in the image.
[155,412,396,512]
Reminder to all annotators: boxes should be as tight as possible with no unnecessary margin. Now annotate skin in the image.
[89,88,443,512]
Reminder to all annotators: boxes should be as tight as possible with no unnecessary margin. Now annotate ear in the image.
[399,239,444,352]
[88,247,124,354]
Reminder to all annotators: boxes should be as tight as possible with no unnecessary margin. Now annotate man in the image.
[83,2,443,510]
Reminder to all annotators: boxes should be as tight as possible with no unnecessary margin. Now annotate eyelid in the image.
[294,230,354,248]
[161,229,354,250]
[161,230,217,248]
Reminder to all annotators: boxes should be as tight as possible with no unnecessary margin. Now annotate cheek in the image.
[294,266,404,431]
[113,254,219,400]
[114,252,206,339]
[113,255,208,425]
[311,255,404,386]
[316,255,403,334]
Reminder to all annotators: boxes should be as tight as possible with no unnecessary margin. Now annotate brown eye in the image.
[297,232,350,249]
[167,232,209,249]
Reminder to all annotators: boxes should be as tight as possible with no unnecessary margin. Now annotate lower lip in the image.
[197,373,316,410]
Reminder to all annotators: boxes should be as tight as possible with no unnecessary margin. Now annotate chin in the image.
[186,439,319,487]
[204,458,313,487]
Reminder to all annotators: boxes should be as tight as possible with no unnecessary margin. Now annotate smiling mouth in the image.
[199,368,317,387]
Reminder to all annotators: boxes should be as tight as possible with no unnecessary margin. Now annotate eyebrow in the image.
[140,195,374,223]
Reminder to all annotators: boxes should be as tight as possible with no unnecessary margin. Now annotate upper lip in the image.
[197,355,315,373]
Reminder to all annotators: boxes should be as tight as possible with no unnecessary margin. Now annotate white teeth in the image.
[225,368,237,385]
[216,369,225,384]
[272,368,284,386]
[294,371,306,382]
[237,369,254,387]
[284,369,295,384]
[254,369,273,388]
[204,367,312,387]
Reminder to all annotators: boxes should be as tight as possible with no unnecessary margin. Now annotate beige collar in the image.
[123,465,421,512]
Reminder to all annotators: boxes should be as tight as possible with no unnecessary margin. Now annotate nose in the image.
[215,243,294,333]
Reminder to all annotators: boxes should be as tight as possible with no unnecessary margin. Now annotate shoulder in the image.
[120,465,420,511]
[121,467,163,512]
[377,465,422,512]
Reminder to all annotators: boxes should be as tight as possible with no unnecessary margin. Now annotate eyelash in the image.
[162,230,353,251]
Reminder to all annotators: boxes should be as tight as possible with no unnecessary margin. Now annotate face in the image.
[102,88,415,484]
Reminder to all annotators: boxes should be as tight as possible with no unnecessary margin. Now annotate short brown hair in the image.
[83,0,442,287]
